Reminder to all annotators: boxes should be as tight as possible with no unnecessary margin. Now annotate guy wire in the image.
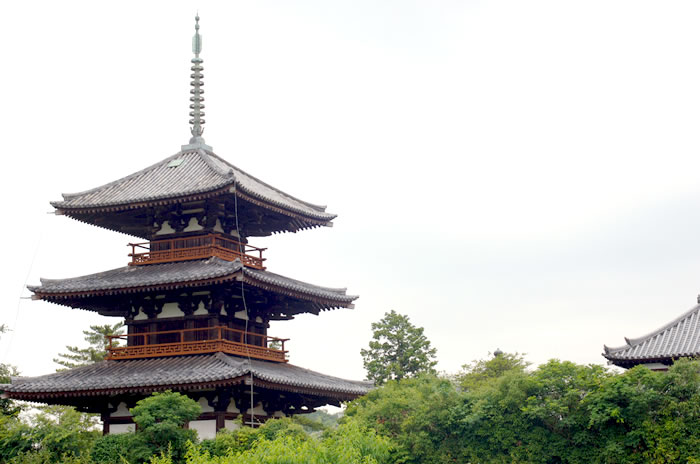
[232,180,257,427]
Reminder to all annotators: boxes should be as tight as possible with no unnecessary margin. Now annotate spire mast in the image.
[184,14,211,150]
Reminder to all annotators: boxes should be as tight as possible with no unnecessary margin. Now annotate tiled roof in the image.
[28,258,357,308]
[603,304,700,366]
[52,149,336,222]
[3,353,371,400]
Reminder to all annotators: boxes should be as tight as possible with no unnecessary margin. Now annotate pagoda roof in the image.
[603,303,700,368]
[1,352,371,403]
[29,258,357,315]
[52,148,336,236]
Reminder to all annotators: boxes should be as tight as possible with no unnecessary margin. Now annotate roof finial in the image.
[187,13,208,149]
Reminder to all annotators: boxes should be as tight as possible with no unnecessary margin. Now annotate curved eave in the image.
[54,186,335,239]
[30,263,357,313]
[3,374,363,403]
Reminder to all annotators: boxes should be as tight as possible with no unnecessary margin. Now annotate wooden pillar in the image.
[101,412,110,435]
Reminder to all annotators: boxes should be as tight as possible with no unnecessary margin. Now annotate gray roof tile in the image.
[52,149,336,222]
[4,353,370,398]
[604,304,700,364]
[29,258,357,307]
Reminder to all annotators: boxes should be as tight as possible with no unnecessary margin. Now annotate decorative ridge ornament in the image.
[182,14,213,151]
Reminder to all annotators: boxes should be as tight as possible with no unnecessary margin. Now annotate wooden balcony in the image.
[128,234,266,269]
[106,326,288,363]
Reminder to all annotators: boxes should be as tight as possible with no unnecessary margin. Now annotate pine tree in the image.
[54,323,124,370]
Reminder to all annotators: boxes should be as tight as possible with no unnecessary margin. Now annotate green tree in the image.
[130,390,202,463]
[54,322,124,370]
[0,405,100,463]
[361,310,437,385]
[0,324,22,418]
[456,351,530,391]
[345,375,462,464]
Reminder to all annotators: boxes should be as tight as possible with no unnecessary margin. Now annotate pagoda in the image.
[1,16,369,437]
[603,298,700,370]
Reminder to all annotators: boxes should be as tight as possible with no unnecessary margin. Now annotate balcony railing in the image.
[106,326,288,362]
[128,234,266,269]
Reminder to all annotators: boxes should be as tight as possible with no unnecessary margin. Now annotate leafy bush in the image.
[200,417,307,457]
[90,432,153,464]
[129,391,202,463]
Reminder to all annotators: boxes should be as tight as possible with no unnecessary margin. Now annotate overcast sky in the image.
[3,1,700,382]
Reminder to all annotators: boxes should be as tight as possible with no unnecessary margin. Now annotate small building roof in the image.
[603,303,700,368]
[52,149,336,237]
[2,352,371,404]
[29,257,357,315]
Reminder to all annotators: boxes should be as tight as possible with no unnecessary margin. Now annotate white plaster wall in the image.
[213,219,224,233]
[246,403,266,416]
[272,410,285,418]
[197,397,215,413]
[227,400,240,414]
[155,221,175,235]
[110,424,135,434]
[189,420,217,440]
[183,217,204,232]
[110,402,131,417]
[133,308,147,320]
[194,301,208,315]
[224,420,241,431]
[234,310,248,320]
[158,302,185,318]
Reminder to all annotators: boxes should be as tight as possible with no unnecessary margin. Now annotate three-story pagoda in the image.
[1,16,369,437]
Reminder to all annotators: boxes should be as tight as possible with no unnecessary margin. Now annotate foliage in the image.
[200,418,308,457]
[345,375,462,464]
[0,325,22,418]
[0,415,34,461]
[360,310,437,385]
[54,322,124,370]
[130,391,202,463]
[291,410,341,433]
[0,362,21,418]
[30,405,101,459]
[349,354,700,464]
[185,420,392,464]
[0,405,100,463]
[456,351,530,391]
[90,432,153,464]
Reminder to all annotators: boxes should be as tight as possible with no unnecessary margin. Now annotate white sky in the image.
[3,1,700,382]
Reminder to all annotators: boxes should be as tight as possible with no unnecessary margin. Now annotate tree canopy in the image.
[360,310,437,385]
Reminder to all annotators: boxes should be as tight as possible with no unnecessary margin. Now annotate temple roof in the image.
[2,352,371,402]
[29,258,357,315]
[52,149,336,237]
[603,303,700,367]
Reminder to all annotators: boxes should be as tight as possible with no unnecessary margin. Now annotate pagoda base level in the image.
[104,411,289,436]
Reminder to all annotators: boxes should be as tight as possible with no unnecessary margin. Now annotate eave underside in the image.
[58,191,332,240]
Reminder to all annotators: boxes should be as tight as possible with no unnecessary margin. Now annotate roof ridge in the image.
[204,151,329,213]
[215,351,251,373]
[60,151,191,200]
[606,303,700,353]
[197,149,235,178]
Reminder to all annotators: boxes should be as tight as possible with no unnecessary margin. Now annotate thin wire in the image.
[1,213,48,363]
[232,181,257,427]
